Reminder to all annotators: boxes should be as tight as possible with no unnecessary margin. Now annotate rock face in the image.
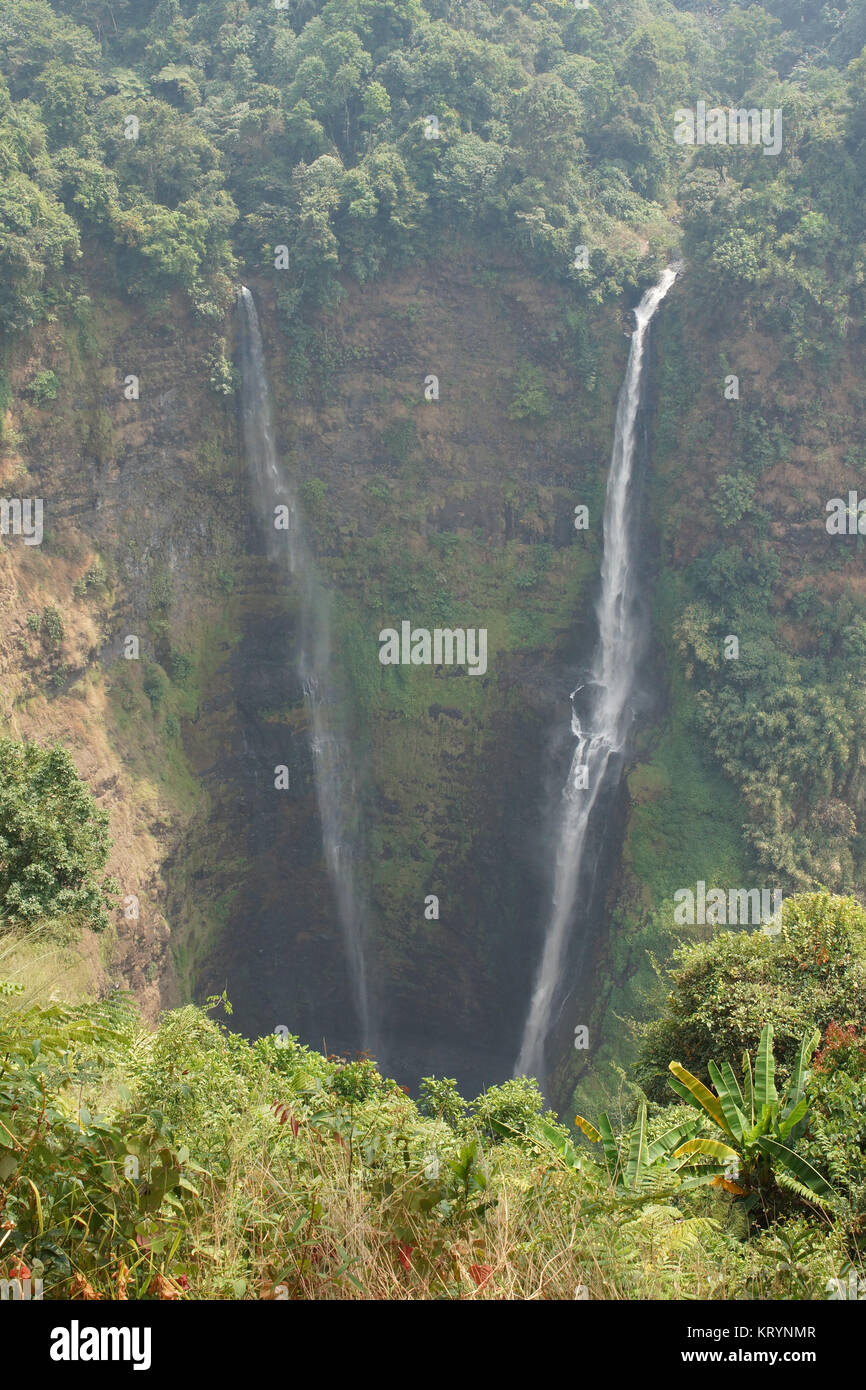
[0,246,628,1095]
[221,251,626,1094]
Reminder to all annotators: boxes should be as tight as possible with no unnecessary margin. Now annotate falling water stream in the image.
[237,286,372,1050]
[516,267,678,1084]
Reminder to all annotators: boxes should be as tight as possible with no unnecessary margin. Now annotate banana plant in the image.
[668,1023,837,1209]
[570,1101,711,1195]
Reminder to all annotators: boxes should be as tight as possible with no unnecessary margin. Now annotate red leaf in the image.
[468,1263,493,1289]
[397,1243,414,1271]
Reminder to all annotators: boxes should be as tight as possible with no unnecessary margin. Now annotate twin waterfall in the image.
[516,268,678,1084]
[237,268,676,1088]
[237,287,372,1050]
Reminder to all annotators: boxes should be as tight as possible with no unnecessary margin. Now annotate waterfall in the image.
[516,267,678,1084]
[236,286,372,1050]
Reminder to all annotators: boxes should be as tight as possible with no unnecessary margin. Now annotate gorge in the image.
[3,0,866,1309]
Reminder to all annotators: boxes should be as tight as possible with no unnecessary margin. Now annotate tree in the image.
[0,740,113,933]
[638,893,866,1101]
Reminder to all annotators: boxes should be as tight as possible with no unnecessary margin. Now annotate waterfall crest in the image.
[237,286,372,1050]
[516,267,678,1084]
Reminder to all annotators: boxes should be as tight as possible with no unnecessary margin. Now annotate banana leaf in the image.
[623,1101,647,1190]
[755,1023,778,1109]
[742,1050,754,1127]
[574,1114,601,1145]
[647,1117,701,1164]
[708,1060,748,1141]
[673,1137,739,1164]
[757,1138,836,1200]
[783,1029,820,1112]
[668,1062,733,1137]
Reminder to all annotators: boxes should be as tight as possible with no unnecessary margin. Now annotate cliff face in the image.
[567,286,866,1117]
[11,239,860,1105]
[0,243,627,1094]
[0,253,245,1014]
[206,248,627,1092]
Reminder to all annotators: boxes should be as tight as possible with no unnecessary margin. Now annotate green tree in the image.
[639,893,866,1102]
[0,739,113,932]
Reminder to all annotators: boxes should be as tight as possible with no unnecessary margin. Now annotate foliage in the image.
[669,1023,837,1215]
[25,369,58,404]
[40,605,64,648]
[0,984,854,1302]
[507,361,552,421]
[417,1075,467,1131]
[0,739,112,933]
[0,989,201,1298]
[571,1100,708,1196]
[639,892,866,1100]
[470,1076,550,1142]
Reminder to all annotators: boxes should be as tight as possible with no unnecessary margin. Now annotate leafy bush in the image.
[0,739,112,933]
[471,1076,550,1141]
[206,337,235,395]
[40,605,64,648]
[0,990,198,1298]
[418,1076,467,1131]
[639,893,866,1100]
[507,362,552,421]
[169,650,193,687]
[382,417,417,465]
[25,369,58,405]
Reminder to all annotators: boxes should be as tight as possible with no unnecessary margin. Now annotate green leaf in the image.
[784,1029,820,1111]
[623,1101,648,1190]
[646,1117,700,1164]
[540,1121,581,1170]
[742,1049,754,1126]
[668,1062,733,1137]
[755,1024,777,1109]
[708,1060,747,1142]
[668,1074,706,1113]
[757,1138,836,1201]
[777,1096,808,1139]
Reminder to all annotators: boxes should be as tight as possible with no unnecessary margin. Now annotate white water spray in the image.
[237,286,372,1048]
[516,267,678,1083]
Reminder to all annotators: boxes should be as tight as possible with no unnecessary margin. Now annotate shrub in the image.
[41,605,64,648]
[169,650,193,686]
[0,739,112,932]
[25,369,59,405]
[638,893,866,1101]
[418,1076,467,1131]
[507,362,552,421]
